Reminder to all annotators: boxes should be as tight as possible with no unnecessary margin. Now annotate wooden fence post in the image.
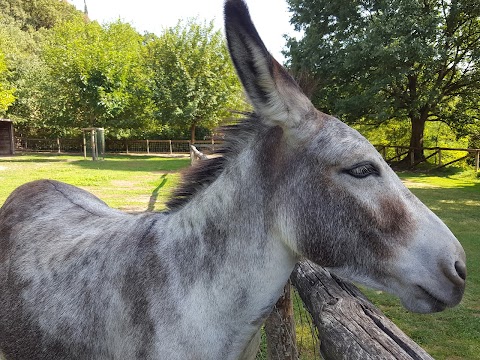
[169,140,173,155]
[189,145,208,165]
[291,260,434,360]
[265,280,298,360]
[146,139,150,154]
[476,150,479,172]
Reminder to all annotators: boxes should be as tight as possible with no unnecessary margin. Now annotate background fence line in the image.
[14,137,219,155]
[375,144,480,171]
[13,137,480,171]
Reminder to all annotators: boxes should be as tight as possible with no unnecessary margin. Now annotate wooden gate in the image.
[0,119,14,155]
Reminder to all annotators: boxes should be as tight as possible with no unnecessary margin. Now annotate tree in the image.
[286,0,480,163]
[0,0,84,31]
[146,20,245,142]
[0,0,85,136]
[0,16,48,134]
[0,51,15,114]
[42,19,155,136]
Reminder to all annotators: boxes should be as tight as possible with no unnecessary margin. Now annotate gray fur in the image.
[0,0,466,359]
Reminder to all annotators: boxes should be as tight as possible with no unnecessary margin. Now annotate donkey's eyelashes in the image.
[343,162,380,178]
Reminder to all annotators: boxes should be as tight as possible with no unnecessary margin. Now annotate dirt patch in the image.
[402,180,439,188]
[110,180,136,187]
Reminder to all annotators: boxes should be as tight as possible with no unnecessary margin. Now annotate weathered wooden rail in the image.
[376,144,480,171]
[290,261,434,360]
[258,261,436,360]
[189,145,209,164]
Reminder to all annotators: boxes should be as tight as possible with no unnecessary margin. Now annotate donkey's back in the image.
[0,180,170,359]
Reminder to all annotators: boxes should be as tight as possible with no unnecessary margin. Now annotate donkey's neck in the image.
[160,160,298,357]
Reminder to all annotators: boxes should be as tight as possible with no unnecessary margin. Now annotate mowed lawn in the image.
[0,153,190,211]
[0,154,479,359]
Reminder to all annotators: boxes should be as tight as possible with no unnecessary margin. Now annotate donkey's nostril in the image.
[455,260,467,281]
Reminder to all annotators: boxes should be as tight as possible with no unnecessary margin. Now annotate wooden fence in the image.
[9,137,212,154]
[14,138,480,172]
[290,261,434,360]
[15,137,220,155]
[375,145,480,172]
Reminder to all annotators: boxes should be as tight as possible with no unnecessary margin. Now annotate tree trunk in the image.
[190,123,196,144]
[408,115,427,163]
[396,113,428,168]
[265,280,298,360]
[291,260,434,360]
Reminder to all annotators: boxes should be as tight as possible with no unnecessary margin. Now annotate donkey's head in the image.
[224,0,466,313]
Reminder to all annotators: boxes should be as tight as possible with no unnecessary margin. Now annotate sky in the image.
[68,0,299,63]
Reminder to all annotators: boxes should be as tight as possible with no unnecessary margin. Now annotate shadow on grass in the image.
[0,156,69,163]
[147,174,168,211]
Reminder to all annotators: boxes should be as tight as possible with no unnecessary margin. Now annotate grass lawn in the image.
[0,154,478,359]
[0,153,190,211]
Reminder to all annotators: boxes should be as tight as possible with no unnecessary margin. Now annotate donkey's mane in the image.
[166,113,262,211]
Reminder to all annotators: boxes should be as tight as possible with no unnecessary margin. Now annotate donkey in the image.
[0,0,466,359]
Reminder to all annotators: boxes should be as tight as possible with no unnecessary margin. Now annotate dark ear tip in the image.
[224,0,248,16]
[224,0,267,54]
[224,0,251,26]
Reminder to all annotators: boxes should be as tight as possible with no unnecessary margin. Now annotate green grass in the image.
[0,154,478,359]
[0,153,190,211]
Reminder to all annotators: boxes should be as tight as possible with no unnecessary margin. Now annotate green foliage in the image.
[145,19,245,141]
[42,20,156,135]
[356,120,468,148]
[0,50,15,113]
[0,1,79,135]
[287,0,480,153]
[0,0,84,31]
[0,1,245,140]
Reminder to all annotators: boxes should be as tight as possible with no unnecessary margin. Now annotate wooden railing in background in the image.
[375,145,480,172]
[13,138,480,172]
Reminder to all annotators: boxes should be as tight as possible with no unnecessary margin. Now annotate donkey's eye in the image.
[344,163,379,178]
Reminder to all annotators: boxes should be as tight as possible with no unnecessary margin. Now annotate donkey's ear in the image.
[224,0,313,128]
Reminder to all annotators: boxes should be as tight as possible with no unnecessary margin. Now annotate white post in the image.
[91,130,96,161]
[83,132,87,159]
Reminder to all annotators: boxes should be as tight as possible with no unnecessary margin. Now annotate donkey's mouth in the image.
[417,286,448,312]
